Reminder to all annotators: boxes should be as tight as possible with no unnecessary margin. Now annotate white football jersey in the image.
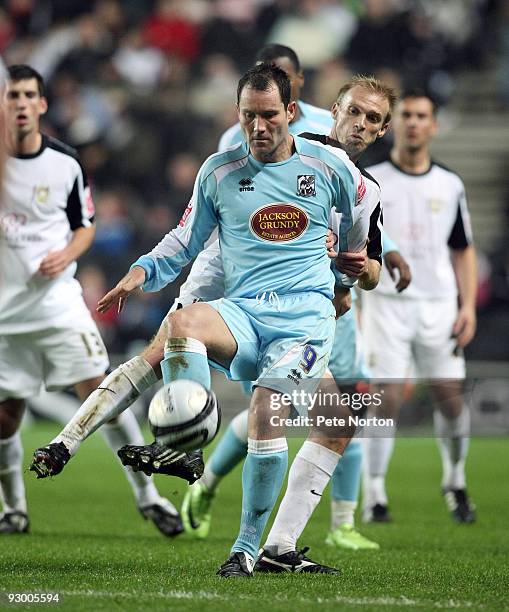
[0,135,95,332]
[366,158,473,299]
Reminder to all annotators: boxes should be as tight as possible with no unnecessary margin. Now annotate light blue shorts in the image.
[208,292,335,403]
[328,301,371,384]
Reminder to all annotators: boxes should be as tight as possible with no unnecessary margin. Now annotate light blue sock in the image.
[331,441,362,502]
[232,438,288,559]
[209,424,247,477]
[161,337,211,389]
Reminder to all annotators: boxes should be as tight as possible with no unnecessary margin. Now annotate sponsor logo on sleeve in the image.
[84,186,95,217]
[178,202,193,227]
[250,203,309,242]
[356,173,366,204]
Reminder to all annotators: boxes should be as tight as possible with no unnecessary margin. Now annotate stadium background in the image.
[2,0,507,429]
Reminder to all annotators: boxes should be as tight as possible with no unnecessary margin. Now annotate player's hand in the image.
[97,266,146,314]
[452,305,476,349]
[333,287,351,318]
[336,247,368,277]
[384,251,412,292]
[326,229,338,258]
[38,249,73,279]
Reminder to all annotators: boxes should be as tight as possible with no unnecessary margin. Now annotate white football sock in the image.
[52,357,158,455]
[331,499,357,530]
[364,425,396,507]
[434,408,470,490]
[264,440,340,556]
[100,409,172,509]
[0,432,27,514]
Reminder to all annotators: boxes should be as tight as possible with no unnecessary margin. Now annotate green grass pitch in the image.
[1,423,508,611]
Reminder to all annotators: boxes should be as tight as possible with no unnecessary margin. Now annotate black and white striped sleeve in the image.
[66,159,95,230]
[448,186,473,249]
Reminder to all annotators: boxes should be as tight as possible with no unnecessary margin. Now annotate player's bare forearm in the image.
[65,225,96,261]
[358,260,381,290]
[451,245,477,347]
[38,225,96,278]
[452,245,477,310]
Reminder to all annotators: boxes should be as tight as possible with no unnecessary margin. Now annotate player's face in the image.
[238,84,296,163]
[330,85,390,161]
[392,97,437,151]
[4,78,47,138]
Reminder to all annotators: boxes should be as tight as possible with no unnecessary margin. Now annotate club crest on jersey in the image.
[297,175,316,197]
[35,186,49,204]
[429,198,444,212]
[250,203,309,242]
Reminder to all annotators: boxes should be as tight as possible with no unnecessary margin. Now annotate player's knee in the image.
[0,399,25,438]
[166,307,201,340]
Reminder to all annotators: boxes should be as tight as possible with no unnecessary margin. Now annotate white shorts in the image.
[361,293,465,380]
[0,312,109,401]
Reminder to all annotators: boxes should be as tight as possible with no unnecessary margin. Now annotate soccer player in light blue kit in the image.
[184,52,408,551]
[93,63,377,577]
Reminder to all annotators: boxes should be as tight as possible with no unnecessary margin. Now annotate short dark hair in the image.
[399,88,438,115]
[237,62,291,108]
[7,64,45,97]
[255,44,301,73]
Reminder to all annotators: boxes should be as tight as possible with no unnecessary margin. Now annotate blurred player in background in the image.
[362,91,477,524]
[218,44,332,150]
[0,65,182,537]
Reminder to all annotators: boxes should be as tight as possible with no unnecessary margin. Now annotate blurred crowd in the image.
[1,0,508,356]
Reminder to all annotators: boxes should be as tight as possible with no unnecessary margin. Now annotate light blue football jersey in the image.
[133,135,359,300]
[218,100,333,152]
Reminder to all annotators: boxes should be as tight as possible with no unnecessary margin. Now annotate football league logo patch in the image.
[297,175,316,197]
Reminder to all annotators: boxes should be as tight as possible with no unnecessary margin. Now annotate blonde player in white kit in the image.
[362,91,477,524]
[0,65,181,536]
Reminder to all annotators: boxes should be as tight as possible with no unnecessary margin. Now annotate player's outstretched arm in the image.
[97,265,146,314]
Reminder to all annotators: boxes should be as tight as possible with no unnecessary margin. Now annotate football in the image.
[148,380,220,451]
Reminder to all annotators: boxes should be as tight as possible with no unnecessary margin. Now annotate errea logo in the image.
[239,177,254,192]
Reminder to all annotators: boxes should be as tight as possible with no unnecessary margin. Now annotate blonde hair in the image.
[336,75,398,124]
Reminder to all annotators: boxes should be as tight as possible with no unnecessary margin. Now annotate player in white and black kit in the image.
[362,91,477,523]
[0,65,182,536]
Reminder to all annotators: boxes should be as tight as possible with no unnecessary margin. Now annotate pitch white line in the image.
[58,589,481,608]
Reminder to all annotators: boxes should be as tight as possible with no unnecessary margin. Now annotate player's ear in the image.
[331,102,339,120]
[287,100,297,122]
[377,121,390,139]
[39,96,48,116]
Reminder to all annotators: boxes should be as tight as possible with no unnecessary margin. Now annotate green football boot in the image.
[325,523,380,550]
[181,480,215,538]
